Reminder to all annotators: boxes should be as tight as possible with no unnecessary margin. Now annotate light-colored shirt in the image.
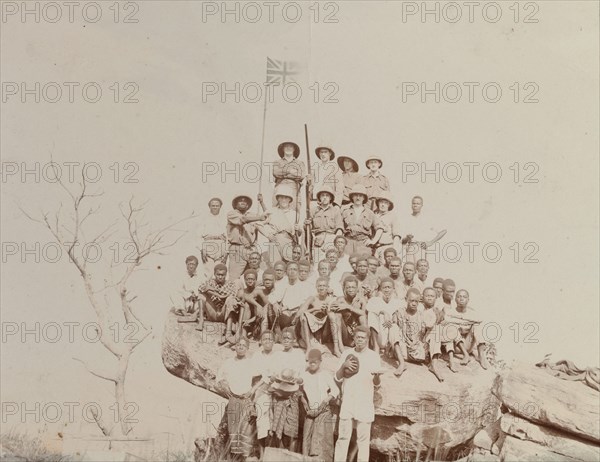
[199,213,227,242]
[341,172,362,203]
[269,279,311,309]
[361,171,390,200]
[335,347,381,422]
[301,369,339,410]
[227,210,261,246]
[404,212,439,243]
[272,348,306,377]
[366,296,402,317]
[342,206,383,239]
[397,278,425,301]
[250,349,278,384]
[376,211,401,245]
[311,204,344,234]
[216,356,255,396]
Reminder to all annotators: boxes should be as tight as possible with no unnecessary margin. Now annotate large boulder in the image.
[162,311,500,456]
[500,413,600,461]
[492,361,600,443]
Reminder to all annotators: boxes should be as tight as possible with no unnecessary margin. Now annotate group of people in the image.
[171,143,492,461]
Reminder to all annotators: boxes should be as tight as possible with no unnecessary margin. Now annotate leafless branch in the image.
[73,357,117,384]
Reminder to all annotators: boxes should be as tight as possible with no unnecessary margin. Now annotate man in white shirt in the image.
[334,326,382,462]
[198,197,228,278]
[215,338,256,458]
[269,262,311,336]
[396,262,425,301]
[172,255,203,318]
[301,349,339,462]
[403,196,447,264]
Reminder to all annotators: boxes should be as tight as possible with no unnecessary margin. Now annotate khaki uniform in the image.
[227,209,261,280]
[273,158,306,210]
[341,206,383,256]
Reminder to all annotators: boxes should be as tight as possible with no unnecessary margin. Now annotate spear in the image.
[304,124,313,264]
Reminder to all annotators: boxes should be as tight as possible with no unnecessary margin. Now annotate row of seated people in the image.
[172,247,490,381]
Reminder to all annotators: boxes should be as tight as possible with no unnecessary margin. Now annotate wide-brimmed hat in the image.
[270,369,301,394]
[207,197,223,207]
[274,184,295,201]
[365,157,383,168]
[232,195,253,209]
[278,141,300,159]
[316,186,336,204]
[315,146,335,160]
[343,354,360,378]
[348,184,368,203]
[337,156,359,172]
[375,192,394,211]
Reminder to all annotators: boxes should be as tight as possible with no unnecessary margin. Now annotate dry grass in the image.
[1,430,69,462]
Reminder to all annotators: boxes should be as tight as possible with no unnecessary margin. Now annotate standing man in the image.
[273,141,306,211]
[337,155,361,206]
[197,197,228,278]
[341,184,384,256]
[361,156,390,210]
[372,192,402,265]
[227,194,269,281]
[306,186,344,263]
[334,326,382,462]
[403,196,447,264]
[311,146,344,206]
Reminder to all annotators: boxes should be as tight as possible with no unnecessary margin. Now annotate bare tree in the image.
[20,164,194,437]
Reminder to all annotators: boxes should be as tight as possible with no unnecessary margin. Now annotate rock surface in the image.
[493,361,600,443]
[500,413,600,461]
[162,311,500,455]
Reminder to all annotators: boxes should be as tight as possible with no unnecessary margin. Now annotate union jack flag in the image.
[266,57,299,86]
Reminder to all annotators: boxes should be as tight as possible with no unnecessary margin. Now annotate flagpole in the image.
[257,84,269,212]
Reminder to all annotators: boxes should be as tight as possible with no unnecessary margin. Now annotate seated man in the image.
[269,262,310,340]
[366,278,404,376]
[243,251,264,284]
[273,260,287,284]
[325,248,345,296]
[442,289,490,370]
[376,248,398,278]
[222,269,265,344]
[329,276,367,356]
[396,261,425,300]
[172,255,203,320]
[354,257,379,300]
[435,278,456,311]
[367,256,380,279]
[432,277,445,299]
[299,277,335,350]
[416,259,430,285]
[198,263,240,333]
[398,288,445,382]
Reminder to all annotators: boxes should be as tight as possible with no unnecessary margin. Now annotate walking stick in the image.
[304,124,313,264]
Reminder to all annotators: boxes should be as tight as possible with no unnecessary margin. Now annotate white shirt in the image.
[366,296,402,317]
[216,355,255,396]
[269,279,311,308]
[272,348,306,377]
[199,213,227,242]
[404,212,438,242]
[301,369,339,410]
[336,347,382,422]
[250,349,278,384]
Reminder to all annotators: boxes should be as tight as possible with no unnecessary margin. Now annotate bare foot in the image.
[460,354,470,366]
[478,354,490,370]
[428,360,444,382]
[449,356,459,373]
[394,364,407,377]
[333,349,342,358]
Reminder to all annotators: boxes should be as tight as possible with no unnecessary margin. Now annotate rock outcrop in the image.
[163,313,600,460]
[162,311,499,457]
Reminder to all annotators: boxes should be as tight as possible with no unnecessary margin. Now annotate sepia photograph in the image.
[1,1,599,461]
